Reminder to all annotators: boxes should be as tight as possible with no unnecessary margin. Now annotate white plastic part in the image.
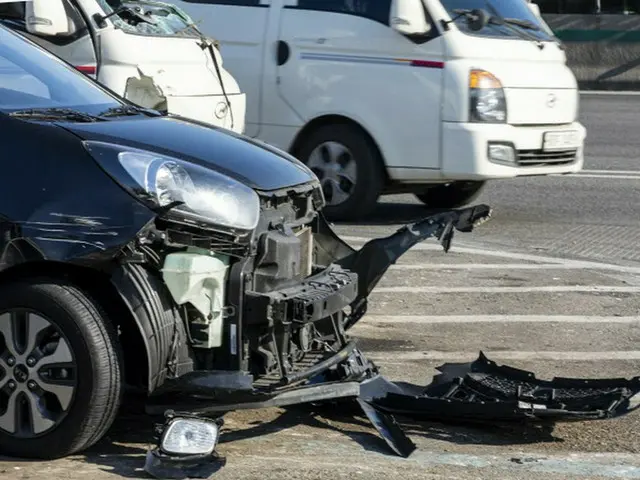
[389,0,430,36]
[25,0,74,37]
[162,251,230,348]
[161,418,220,455]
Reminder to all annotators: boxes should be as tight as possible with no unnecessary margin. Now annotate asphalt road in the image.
[1,93,640,480]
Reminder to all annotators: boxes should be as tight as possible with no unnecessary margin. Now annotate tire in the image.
[415,181,487,209]
[297,123,385,221]
[0,279,123,459]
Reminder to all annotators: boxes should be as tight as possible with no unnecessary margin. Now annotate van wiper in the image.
[498,17,539,30]
[7,107,103,122]
[484,1,545,49]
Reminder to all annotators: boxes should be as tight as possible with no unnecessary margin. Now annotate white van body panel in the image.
[273,8,446,172]
[164,2,271,137]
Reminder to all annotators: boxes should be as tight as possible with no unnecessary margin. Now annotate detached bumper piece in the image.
[361,352,640,425]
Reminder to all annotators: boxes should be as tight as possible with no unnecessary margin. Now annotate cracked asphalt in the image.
[1,93,640,479]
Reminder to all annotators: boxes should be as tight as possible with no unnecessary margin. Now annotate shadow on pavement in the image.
[0,399,562,478]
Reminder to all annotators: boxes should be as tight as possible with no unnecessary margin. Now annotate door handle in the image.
[277,40,290,66]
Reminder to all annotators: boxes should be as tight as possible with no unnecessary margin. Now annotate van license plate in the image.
[542,130,580,152]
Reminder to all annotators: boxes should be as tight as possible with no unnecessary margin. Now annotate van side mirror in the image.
[25,0,73,36]
[527,2,542,17]
[390,0,431,36]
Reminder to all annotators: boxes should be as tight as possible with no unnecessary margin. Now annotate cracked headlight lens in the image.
[85,141,260,231]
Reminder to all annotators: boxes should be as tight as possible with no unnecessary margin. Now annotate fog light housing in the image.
[144,412,226,479]
[161,418,220,455]
[488,143,516,165]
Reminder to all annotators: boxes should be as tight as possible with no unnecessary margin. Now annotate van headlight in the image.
[84,141,260,232]
[469,70,507,123]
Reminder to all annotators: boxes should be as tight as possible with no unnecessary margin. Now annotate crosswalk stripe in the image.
[357,315,640,324]
[369,351,640,362]
[373,285,640,294]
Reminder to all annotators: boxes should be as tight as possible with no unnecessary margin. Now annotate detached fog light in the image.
[161,418,220,455]
[144,413,226,479]
[488,143,516,164]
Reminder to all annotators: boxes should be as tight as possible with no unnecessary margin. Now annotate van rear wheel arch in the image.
[290,116,388,221]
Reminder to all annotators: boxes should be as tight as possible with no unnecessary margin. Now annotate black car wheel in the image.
[0,280,122,459]
[415,181,487,208]
[298,124,384,221]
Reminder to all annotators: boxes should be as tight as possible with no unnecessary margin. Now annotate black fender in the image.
[111,262,194,394]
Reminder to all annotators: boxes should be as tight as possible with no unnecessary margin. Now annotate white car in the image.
[0,0,246,134]
[162,0,585,220]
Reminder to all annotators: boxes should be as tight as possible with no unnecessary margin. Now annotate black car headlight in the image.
[84,141,260,231]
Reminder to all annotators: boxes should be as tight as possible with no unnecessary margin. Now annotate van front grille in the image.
[517,149,578,167]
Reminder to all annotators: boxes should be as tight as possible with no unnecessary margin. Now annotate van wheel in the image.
[0,280,122,459]
[298,124,384,221]
[415,181,487,208]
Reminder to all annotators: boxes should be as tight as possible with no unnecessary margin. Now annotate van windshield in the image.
[0,26,121,114]
[439,0,555,41]
[96,0,202,38]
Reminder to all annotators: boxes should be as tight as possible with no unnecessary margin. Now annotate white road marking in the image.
[341,236,640,274]
[374,285,640,294]
[581,90,640,96]
[238,451,640,479]
[582,169,640,175]
[359,314,640,324]
[370,350,640,361]
[568,173,640,180]
[390,263,595,270]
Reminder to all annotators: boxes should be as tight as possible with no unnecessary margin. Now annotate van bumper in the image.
[440,121,586,180]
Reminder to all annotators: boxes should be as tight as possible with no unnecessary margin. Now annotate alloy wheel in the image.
[307,141,358,206]
[0,310,77,438]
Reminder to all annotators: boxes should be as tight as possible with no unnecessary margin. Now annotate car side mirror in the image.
[390,0,431,36]
[527,1,542,17]
[25,0,74,36]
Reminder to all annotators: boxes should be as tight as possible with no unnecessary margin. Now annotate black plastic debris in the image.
[360,352,640,424]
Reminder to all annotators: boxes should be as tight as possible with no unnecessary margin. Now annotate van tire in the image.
[297,124,384,221]
[0,279,122,460]
[414,181,486,208]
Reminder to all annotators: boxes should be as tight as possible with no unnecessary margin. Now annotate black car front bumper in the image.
[144,204,640,478]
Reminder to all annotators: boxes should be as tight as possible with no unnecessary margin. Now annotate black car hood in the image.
[59,116,317,191]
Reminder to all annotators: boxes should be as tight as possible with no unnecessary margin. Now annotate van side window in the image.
[296,0,392,25]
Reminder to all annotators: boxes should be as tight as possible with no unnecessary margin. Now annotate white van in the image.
[0,0,246,134]
[160,0,585,219]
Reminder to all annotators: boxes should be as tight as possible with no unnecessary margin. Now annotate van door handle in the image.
[277,40,290,66]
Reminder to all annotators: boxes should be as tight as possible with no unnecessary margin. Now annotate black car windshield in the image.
[0,25,121,114]
[438,0,555,41]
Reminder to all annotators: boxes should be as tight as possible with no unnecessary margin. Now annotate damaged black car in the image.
[0,23,639,476]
